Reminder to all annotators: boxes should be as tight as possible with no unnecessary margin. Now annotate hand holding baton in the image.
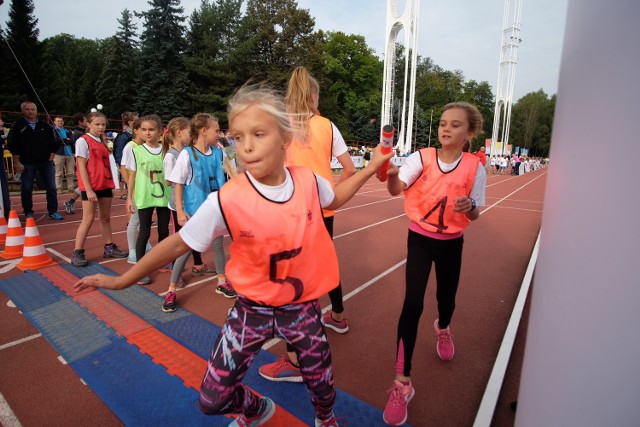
[378,125,395,182]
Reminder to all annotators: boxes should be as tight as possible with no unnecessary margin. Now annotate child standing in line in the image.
[125,114,170,285]
[75,84,393,427]
[168,113,235,299]
[381,102,486,426]
[120,118,152,264]
[160,116,191,312]
[71,112,128,267]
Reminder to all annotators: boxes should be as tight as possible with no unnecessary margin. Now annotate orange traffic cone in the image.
[0,210,24,259]
[0,206,7,245]
[17,217,57,270]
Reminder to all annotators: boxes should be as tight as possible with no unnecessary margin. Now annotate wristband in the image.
[470,198,476,212]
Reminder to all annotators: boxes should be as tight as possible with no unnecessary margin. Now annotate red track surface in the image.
[0,168,547,426]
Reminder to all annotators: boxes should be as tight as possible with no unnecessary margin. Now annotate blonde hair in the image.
[188,113,218,161]
[228,83,299,139]
[442,102,484,136]
[285,66,320,139]
[166,116,190,148]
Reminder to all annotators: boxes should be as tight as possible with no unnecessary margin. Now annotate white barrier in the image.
[331,156,406,169]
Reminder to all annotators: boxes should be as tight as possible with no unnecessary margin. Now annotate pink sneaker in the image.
[383,380,415,426]
[258,357,303,383]
[322,311,349,333]
[434,319,455,361]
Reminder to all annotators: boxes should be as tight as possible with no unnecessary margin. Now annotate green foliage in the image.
[510,90,555,157]
[96,9,140,118]
[135,0,192,120]
[0,0,41,109]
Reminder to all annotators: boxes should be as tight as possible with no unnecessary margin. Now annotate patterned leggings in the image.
[198,297,336,420]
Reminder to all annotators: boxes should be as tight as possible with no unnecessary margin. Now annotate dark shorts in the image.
[80,188,113,200]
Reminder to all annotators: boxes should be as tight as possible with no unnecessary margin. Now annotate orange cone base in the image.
[17,256,57,271]
[0,246,24,260]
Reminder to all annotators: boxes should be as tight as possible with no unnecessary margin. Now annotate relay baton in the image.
[378,124,395,182]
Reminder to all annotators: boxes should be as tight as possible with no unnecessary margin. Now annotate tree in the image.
[0,0,41,109]
[135,0,192,119]
[510,90,555,157]
[40,35,105,115]
[96,9,140,118]
[321,31,383,139]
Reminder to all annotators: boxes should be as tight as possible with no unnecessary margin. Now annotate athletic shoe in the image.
[192,264,216,276]
[322,311,350,334]
[25,211,34,219]
[48,212,63,220]
[127,252,136,264]
[434,319,455,361]
[228,396,275,427]
[137,276,152,285]
[258,357,303,383]
[71,249,88,267]
[215,281,237,299]
[383,380,415,426]
[162,291,177,313]
[315,414,340,427]
[64,199,75,214]
[103,243,128,259]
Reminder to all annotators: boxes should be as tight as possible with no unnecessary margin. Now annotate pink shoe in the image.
[434,319,455,361]
[383,380,415,425]
[322,311,349,333]
[258,357,303,383]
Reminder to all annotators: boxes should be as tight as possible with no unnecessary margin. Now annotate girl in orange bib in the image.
[382,102,487,426]
[75,83,393,427]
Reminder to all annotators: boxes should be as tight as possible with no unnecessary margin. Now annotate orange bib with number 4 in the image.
[404,148,479,235]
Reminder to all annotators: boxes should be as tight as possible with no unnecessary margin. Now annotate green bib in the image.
[133,144,169,208]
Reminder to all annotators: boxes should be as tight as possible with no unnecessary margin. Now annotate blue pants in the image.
[21,161,58,215]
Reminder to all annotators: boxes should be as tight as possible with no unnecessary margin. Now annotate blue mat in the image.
[1,264,399,426]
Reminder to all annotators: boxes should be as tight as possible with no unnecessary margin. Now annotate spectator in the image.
[7,101,63,220]
[52,116,75,193]
[475,146,487,168]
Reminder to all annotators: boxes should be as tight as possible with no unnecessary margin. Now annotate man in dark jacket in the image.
[8,101,63,219]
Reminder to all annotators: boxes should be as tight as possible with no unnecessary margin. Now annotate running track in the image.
[0,168,546,426]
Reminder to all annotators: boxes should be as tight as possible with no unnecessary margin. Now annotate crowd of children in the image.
[65,77,492,426]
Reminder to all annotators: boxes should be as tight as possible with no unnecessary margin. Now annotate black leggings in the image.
[286,215,344,354]
[136,206,170,262]
[396,229,463,377]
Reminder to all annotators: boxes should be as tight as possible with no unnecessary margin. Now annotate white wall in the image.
[516,1,640,425]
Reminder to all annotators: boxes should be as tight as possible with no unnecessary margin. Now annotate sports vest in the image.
[219,166,339,306]
[166,147,180,210]
[132,144,169,209]
[76,134,114,192]
[404,148,479,235]
[183,146,224,217]
[284,114,336,217]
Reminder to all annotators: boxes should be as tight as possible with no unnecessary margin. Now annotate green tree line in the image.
[0,0,554,156]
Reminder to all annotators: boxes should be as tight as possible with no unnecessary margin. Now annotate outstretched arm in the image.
[74,233,191,291]
[326,144,393,210]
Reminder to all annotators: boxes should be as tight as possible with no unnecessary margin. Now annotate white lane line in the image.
[262,260,408,351]
[0,391,22,427]
[0,333,42,351]
[481,173,546,215]
[473,233,540,427]
[334,214,406,239]
[46,248,70,263]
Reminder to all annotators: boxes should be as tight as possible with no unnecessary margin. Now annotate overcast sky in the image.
[1,0,568,101]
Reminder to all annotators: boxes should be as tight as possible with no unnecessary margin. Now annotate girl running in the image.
[71,112,128,267]
[75,83,393,427]
[125,114,170,285]
[381,102,486,426]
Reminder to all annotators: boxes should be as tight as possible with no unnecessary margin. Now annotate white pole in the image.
[427,109,433,147]
[515,1,640,425]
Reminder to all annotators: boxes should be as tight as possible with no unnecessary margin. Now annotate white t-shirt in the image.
[168,147,213,185]
[121,142,136,171]
[329,122,349,158]
[125,143,163,171]
[179,169,334,253]
[398,151,486,205]
[75,133,101,160]
[163,148,181,180]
